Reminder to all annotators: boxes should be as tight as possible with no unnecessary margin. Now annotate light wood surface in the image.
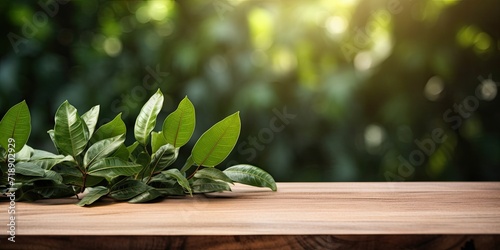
[2,182,500,235]
[2,182,500,249]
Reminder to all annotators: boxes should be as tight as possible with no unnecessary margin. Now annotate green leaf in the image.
[42,170,64,184]
[151,131,168,154]
[0,100,31,152]
[109,179,150,200]
[55,165,102,186]
[192,112,241,167]
[15,162,45,177]
[0,147,6,162]
[31,155,74,170]
[135,152,151,169]
[127,141,140,154]
[87,157,142,179]
[180,155,195,173]
[148,175,185,195]
[142,144,178,180]
[16,169,64,185]
[15,144,33,161]
[127,141,141,161]
[161,169,192,195]
[83,135,125,168]
[90,113,126,144]
[111,144,130,161]
[18,182,76,200]
[53,101,89,157]
[191,178,231,193]
[194,168,233,184]
[30,149,63,160]
[223,165,277,191]
[134,89,164,145]
[77,186,109,206]
[81,105,100,137]
[162,96,195,148]
[151,186,184,196]
[55,164,82,185]
[47,129,60,153]
[128,188,162,203]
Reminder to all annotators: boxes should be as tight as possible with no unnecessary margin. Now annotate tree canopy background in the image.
[1,0,499,181]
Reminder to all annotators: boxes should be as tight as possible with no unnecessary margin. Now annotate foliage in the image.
[0,90,276,206]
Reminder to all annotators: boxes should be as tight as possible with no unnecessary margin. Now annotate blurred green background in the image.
[1,0,499,181]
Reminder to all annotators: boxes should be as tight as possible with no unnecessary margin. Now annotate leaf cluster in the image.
[0,90,276,206]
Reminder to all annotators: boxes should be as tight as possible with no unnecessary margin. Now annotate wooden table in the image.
[2,182,500,249]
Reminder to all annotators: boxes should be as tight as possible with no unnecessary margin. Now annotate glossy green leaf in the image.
[151,185,184,196]
[31,155,75,170]
[53,101,89,157]
[87,157,142,179]
[111,144,130,161]
[224,165,277,191]
[162,96,195,148]
[77,186,109,206]
[15,144,33,161]
[30,149,63,160]
[148,175,185,196]
[109,179,150,200]
[55,165,102,186]
[19,183,76,200]
[17,169,64,184]
[161,169,192,195]
[135,151,151,169]
[128,188,162,203]
[90,113,126,144]
[192,112,241,167]
[191,178,231,193]
[56,165,83,185]
[81,105,100,137]
[151,131,168,154]
[15,162,45,177]
[127,141,141,161]
[0,100,31,152]
[47,129,61,153]
[134,89,164,145]
[84,135,125,168]
[127,141,140,154]
[142,144,178,180]
[42,170,64,184]
[194,168,233,184]
[148,174,185,195]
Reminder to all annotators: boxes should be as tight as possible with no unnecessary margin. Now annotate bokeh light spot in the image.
[354,51,372,71]
[478,79,497,101]
[103,37,122,57]
[424,76,444,101]
[148,1,170,21]
[325,16,347,35]
[365,124,385,153]
[474,32,491,51]
[135,6,151,24]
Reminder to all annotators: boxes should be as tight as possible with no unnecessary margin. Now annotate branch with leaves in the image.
[0,90,277,206]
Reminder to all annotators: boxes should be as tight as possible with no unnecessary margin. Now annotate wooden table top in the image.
[4,182,500,236]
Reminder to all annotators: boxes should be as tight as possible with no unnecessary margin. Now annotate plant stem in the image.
[81,173,87,193]
[187,165,201,179]
[74,160,87,193]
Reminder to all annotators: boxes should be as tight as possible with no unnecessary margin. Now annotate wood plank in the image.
[1,182,500,236]
[6,235,500,250]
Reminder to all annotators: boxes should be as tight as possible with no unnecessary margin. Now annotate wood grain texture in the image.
[5,235,500,250]
[1,182,500,249]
